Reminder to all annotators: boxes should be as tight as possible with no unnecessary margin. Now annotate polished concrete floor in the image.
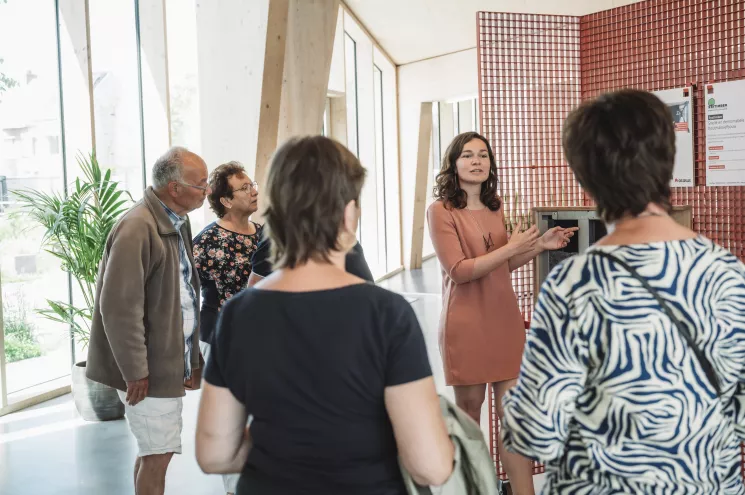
[0,258,543,494]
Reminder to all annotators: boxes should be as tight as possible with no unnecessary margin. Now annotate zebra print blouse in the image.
[501,237,745,494]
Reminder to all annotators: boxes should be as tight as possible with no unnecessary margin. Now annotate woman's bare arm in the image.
[385,377,454,486]
[195,382,252,474]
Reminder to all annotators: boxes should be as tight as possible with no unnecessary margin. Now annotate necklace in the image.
[637,211,664,218]
[607,210,667,234]
[465,208,494,251]
[217,218,257,236]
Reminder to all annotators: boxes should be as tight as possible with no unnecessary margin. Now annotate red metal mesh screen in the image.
[477,11,582,479]
[478,0,745,482]
[582,0,745,253]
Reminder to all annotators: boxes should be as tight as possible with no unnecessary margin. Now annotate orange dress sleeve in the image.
[427,202,475,284]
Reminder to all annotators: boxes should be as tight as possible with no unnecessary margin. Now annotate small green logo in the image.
[708,98,716,106]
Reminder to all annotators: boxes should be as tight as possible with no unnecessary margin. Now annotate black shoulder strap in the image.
[588,250,721,397]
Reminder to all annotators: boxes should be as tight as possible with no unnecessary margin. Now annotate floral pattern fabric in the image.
[193,222,262,307]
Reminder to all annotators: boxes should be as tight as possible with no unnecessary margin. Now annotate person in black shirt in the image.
[195,136,454,495]
[248,233,374,285]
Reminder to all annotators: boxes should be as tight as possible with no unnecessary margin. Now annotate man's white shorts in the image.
[117,390,183,456]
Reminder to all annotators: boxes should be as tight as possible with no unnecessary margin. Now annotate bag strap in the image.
[588,250,721,396]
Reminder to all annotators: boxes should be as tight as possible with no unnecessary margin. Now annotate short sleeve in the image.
[250,234,272,277]
[427,202,475,284]
[385,296,432,386]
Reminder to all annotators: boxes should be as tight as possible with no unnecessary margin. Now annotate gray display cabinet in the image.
[532,206,692,301]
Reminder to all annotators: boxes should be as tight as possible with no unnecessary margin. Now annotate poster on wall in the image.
[706,80,745,186]
[654,87,694,188]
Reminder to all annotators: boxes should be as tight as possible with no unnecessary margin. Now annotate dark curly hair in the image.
[433,132,500,211]
[207,161,246,218]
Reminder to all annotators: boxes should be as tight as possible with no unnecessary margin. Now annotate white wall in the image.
[397,48,478,266]
[193,0,269,230]
[342,11,403,278]
[195,0,269,177]
[374,48,402,272]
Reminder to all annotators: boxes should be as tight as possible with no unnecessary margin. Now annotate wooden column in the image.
[276,0,340,144]
[409,102,433,269]
[253,0,290,192]
[329,95,347,146]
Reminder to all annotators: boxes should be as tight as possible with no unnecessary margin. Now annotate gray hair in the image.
[152,146,189,189]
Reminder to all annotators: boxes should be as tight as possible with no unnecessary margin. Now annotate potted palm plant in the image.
[14,153,131,421]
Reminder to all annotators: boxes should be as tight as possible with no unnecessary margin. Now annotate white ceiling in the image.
[343,0,644,65]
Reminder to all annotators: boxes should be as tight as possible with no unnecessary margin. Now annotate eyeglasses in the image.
[233,182,259,194]
[176,181,210,192]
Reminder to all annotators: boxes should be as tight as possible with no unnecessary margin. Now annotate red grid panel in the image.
[478,0,745,483]
[582,0,745,256]
[477,11,582,479]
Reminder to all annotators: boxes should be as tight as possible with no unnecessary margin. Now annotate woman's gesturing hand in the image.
[507,219,540,255]
[539,226,579,251]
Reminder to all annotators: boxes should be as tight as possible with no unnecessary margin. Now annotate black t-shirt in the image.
[204,283,431,495]
[250,234,375,282]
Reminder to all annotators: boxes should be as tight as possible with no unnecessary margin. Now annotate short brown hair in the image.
[563,89,675,223]
[433,132,501,211]
[207,161,246,218]
[264,136,366,269]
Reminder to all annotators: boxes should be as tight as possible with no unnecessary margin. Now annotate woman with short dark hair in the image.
[501,89,745,493]
[195,136,454,495]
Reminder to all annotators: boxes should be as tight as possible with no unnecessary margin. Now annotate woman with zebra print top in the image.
[501,90,745,494]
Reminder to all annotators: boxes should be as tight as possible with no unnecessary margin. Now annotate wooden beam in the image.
[277,0,340,143]
[340,2,397,68]
[253,0,290,195]
[409,102,433,269]
[329,96,347,145]
[396,68,404,268]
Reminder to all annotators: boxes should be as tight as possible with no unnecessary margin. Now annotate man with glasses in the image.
[87,146,210,495]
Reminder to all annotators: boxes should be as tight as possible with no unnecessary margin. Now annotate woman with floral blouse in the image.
[192,161,261,494]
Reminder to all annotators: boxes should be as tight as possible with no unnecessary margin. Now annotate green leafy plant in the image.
[3,294,42,363]
[13,153,132,349]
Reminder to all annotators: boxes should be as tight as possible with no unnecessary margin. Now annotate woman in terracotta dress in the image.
[427,132,576,494]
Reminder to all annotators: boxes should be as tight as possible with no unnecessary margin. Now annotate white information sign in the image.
[654,87,694,188]
[705,80,745,186]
